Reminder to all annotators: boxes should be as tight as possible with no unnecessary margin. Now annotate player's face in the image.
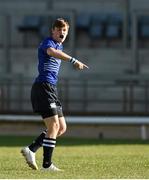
[52,26,69,43]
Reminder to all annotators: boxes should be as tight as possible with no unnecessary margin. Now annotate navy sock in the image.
[29,130,47,152]
[42,138,56,168]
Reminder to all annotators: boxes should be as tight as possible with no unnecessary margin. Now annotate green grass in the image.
[0,136,149,179]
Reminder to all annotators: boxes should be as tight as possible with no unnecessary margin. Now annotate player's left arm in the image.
[47,47,89,70]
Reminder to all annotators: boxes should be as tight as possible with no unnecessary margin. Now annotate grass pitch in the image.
[0,136,149,179]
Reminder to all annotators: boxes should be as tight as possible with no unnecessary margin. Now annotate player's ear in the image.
[65,28,69,36]
[51,28,54,34]
[51,27,56,34]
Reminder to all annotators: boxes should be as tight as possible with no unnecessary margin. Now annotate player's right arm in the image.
[47,47,89,70]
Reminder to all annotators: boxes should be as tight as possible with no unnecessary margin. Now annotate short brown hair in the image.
[52,18,69,29]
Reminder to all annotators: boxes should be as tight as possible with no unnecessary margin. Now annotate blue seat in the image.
[18,16,42,47]
[89,24,103,38]
[91,13,108,24]
[19,16,41,30]
[106,24,120,38]
[89,13,108,39]
[106,13,123,39]
[139,16,149,24]
[140,24,149,38]
[108,13,123,24]
[76,13,91,30]
[139,16,149,38]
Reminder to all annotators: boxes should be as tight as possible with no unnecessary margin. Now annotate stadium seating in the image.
[139,16,149,47]
[76,12,91,31]
[89,13,107,47]
[105,13,123,47]
[1,0,149,115]
[18,15,42,47]
[76,12,91,47]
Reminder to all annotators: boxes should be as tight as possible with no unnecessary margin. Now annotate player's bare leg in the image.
[21,116,66,170]
[42,115,62,171]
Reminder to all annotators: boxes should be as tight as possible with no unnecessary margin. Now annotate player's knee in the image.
[61,123,67,134]
[58,123,67,136]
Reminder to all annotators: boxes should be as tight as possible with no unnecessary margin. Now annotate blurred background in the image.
[0,0,149,139]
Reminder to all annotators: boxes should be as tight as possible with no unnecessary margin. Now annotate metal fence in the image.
[0,74,149,115]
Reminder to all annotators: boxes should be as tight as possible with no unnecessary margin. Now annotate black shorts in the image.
[31,82,63,118]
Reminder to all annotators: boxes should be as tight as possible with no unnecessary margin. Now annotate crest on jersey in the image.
[50,102,56,108]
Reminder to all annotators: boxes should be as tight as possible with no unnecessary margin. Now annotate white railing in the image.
[0,114,148,140]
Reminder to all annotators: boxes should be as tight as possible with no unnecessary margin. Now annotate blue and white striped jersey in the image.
[35,37,63,85]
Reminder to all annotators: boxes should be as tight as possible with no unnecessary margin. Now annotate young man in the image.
[21,18,88,171]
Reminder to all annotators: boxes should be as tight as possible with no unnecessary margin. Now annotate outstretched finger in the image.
[83,64,89,69]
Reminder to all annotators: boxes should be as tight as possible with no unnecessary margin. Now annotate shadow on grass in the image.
[0,135,149,147]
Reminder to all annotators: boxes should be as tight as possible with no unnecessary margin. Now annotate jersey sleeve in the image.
[41,38,55,52]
